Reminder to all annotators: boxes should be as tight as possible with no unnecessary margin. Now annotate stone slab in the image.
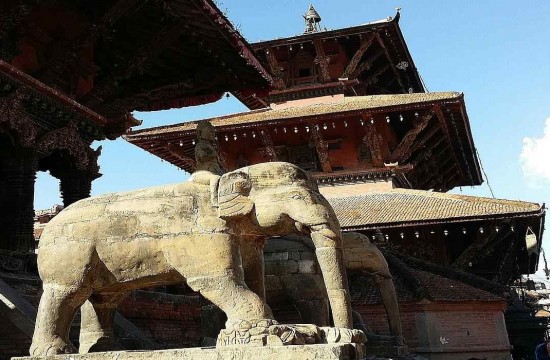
[14,344,366,360]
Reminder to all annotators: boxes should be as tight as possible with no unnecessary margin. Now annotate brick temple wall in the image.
[0,321,31,360]
[118,291,202,349]
[356,302,511,360]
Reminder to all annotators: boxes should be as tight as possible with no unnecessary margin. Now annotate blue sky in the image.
[35,1,550,278]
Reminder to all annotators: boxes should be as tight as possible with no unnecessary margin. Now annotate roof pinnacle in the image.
[303,4,322,33]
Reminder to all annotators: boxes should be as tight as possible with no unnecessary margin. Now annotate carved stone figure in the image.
[343,231,404,344]
[193,121,224,176]
[30,162,361,355]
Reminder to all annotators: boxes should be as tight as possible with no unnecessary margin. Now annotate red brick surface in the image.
[118,292,202,349]
[356,301,510,356]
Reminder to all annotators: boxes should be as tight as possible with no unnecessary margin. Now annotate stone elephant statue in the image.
[30,162,355,355]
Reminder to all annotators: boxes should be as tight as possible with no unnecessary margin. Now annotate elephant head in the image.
[217,162,353,328]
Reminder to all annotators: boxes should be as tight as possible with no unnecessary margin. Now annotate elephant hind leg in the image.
[79,292,130,354]
[188,275,273,328]
[30,284,92,356]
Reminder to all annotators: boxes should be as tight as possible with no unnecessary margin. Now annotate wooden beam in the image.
[415,146,455,189]
[166,144,196,170]
[374,32,406,93]
[351,50,384,78]
[434,104,465,180]
[390,109,435,162]
[313,40,331,82]
[260,130,278,161]
[310,125,332,172]
[264,48,286,89]
[342,34,375,79]
[452,227,513,270]
[405,126,441,163]
[366,64,391,86]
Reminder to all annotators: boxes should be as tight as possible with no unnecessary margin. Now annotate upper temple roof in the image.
[125,91,483,191]
[127,92,462,136]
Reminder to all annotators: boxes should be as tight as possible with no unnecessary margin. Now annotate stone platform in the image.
[14,344,366,360]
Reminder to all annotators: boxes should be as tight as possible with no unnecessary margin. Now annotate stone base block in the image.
[14,344,366,360]
[365,344,408,357]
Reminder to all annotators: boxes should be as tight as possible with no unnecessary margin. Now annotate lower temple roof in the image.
[350,252,506,305]
[326,188,544,230]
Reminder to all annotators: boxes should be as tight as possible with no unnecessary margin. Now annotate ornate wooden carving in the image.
[86,21,189,107]
[374,33,406,92]
[0,2,33,58]
[366,64,391,87]
[42,0,144,85]
[390,109,435,162]
[342,34,376,79]
[36,122,93,172]
[310,125,332,172]
[0,92,39,147]
[313,40,331,82]
[265,49,286,89]
[259,130,278,161]
[363,122,384,167]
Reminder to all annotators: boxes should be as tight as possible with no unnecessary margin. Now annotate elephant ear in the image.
[218,171,254,219]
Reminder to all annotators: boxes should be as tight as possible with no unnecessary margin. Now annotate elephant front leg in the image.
[187,274,273,328]
[167,234,274,328]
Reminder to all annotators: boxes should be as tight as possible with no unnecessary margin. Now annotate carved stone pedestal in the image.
[15,344,367,360]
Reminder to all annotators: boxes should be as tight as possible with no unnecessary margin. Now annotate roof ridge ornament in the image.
[303,4,322,33]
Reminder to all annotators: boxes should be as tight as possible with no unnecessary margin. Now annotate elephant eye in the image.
[292,194,304,200]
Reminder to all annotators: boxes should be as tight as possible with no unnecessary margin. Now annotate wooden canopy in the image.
[0,0,272,136]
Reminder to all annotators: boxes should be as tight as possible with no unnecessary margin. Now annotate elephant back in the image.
[244,162,318,191]
[39,182,205,246]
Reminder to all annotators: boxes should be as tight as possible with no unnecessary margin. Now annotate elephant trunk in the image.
[310,224,353,329]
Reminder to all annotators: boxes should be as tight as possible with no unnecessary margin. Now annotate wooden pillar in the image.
[0,152,37,252]
[58,170,94,207]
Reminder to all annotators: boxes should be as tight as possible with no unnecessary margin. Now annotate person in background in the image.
[535,340,550,360]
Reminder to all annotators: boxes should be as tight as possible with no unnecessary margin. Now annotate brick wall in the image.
[356,302,511,360]
[118,290,202,349]
[0,321,31,360]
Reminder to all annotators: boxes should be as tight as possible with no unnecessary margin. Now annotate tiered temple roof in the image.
[236,11,423,109]
[126,92,482,191]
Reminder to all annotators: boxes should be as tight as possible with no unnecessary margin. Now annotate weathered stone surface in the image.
[30,160,355,355]
[15,344,366,360]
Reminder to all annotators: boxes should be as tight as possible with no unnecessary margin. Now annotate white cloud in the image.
[520,118,550,187]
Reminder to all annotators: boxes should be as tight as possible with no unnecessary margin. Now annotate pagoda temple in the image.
[126,8,544,284]
[126,7,546,358]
